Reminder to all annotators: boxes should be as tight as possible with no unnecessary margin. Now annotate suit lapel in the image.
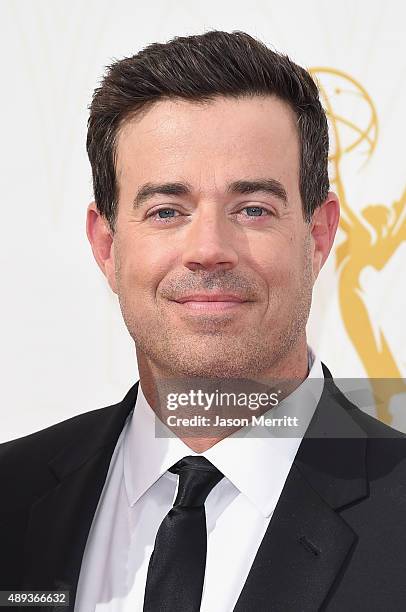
[21,382,139,610]
[233,464,357,612]
[234,363,369,611]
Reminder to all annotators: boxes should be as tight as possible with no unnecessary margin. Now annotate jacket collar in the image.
[48,382,139,482]
[294,361,368,510]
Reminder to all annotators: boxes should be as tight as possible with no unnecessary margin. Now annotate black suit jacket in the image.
[1,362,406,611]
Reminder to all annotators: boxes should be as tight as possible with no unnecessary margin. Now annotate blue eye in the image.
[146,205,274,223]
[157,209,177,218]
[244,207,264,216]
[146,208,180,221]
[242,206,274,217]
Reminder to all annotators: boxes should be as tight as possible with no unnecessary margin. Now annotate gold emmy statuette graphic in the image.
[310,67,406,424]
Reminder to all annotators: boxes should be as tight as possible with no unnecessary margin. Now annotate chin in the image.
[166,351,262,380]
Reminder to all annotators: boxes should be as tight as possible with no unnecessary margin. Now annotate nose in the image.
[181,206,239,272]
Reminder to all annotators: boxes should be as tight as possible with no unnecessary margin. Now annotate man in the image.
[1,29,405,612]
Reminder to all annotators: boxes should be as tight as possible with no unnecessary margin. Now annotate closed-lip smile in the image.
[174,293,248,303]
[170,293,251,314]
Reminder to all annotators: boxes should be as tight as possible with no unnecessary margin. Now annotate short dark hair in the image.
[86,30,329,233]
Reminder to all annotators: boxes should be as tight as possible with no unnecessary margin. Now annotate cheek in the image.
[257,246,308,312]
[247,223,298,271]
[116,238,174,303]
[258,248,296,288]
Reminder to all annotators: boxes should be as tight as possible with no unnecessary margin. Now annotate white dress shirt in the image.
[75,346,324,611]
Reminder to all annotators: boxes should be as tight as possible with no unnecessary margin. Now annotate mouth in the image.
[173,300,248,312]
[170,294,251,314]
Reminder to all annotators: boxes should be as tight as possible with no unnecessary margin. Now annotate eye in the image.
[240,206,274,218]
[145,205,275,223]
[146,207,181,222]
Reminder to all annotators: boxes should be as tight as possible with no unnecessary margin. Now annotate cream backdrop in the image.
[0,0,405,442]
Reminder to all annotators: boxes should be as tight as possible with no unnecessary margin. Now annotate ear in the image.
[86,202,118,294]
[310,192,340,281]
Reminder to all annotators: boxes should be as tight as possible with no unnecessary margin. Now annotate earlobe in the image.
[311,248,324,283]
[86,202,118,294]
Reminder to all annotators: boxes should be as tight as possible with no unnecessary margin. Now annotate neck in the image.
[136,339,310,453]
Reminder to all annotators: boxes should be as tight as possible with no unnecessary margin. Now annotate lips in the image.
[171,293,250,314]
[174,294,247,303]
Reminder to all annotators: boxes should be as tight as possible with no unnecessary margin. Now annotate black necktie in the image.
[143,455,224,612]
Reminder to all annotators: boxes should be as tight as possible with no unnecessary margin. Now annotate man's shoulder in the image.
[0,381,139,463]
[352,406,406,439]
[330,377,406,440]
[0,400,124,487]
[0,401,127,511]
[0,382,139,512]
[328,377,406,484]
[321,362,405,438]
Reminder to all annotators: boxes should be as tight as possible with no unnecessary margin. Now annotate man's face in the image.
[90,95,335,380]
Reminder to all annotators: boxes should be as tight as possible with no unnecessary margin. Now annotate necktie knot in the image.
[169,455,224,507]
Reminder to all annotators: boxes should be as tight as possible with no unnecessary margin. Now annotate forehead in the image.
[115,95,300,190]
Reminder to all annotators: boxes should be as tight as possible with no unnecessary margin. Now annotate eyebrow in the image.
[132,178,288,210]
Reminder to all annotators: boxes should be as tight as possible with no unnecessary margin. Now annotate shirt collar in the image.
[124,346,324,518]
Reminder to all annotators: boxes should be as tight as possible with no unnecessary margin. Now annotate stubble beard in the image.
[115,247,313,383]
